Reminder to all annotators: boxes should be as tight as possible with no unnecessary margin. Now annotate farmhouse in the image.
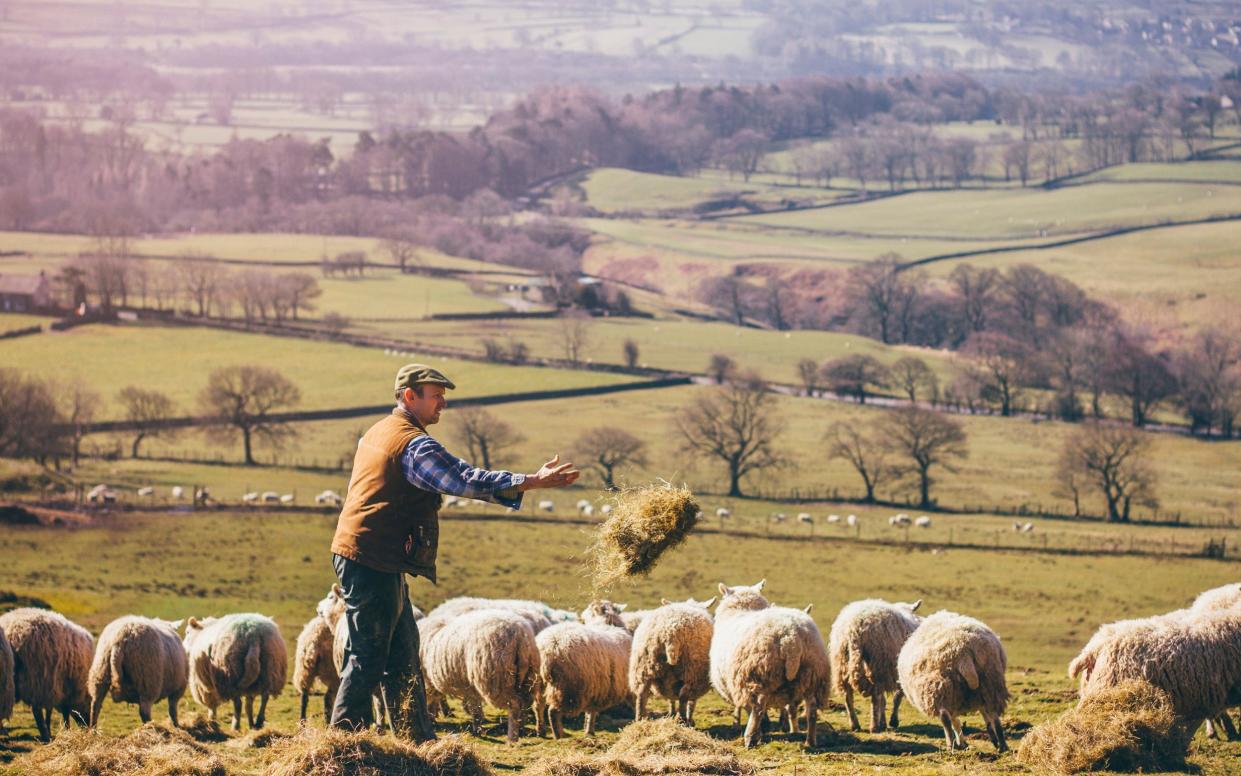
[0,271,51,313]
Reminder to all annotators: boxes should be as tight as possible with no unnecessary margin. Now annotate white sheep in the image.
[600,504,613,515]
[710,580,831,748]
[629,597,715,725]
[170,486,185,499]
[279,493,295,505]
[182,613,287,731]
[0,623,13,733]
[314,490,343,506]
[915,516,932,528]
[422,609,543,742]
[828,599,922,732]
[87,484,116,504]
[293,609,339,722]
[581,504,595,517]
[576,499,591,511]
[427,597,575,634]
[538,499,555,512]
[827,514,841,524]
[1020,522,1034,533]
[846,514,858,527]
[88,616,187,728]
[261,491,279,503]
[889,514,911,527]
[137,487,155,497]
[0,608,93,741]
[772,513,785,523]
[897,610,1008,752]
[537,600,632,738]
[798,513,813,524]
[242,492,259,503]
[715,507,731,519]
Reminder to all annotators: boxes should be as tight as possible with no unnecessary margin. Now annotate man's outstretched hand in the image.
[520,454,580,490]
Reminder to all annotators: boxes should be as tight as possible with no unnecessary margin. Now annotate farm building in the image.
[0,271,52,313]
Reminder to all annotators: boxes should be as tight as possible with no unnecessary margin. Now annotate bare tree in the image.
[178,255,227,317]
[826,420,893,503]
[1103,325,1177,427]
[64,384,100,467]
[380,229,421,272]
[962,332,1034,417]
[707,354,737,384]
[948,264,999,339]
[1058,424,1157,522]
[455,407,524,470]
[117,386,178,458]
[574,426,647,489]
[200,365,301,466]
[821,354,890,404]
[891,356,938,403]
[0,369,64,465]
[558,311,591,365]
[882,407,968,508]
[797,358,822,397]
[280,273,322,320]
[622,339,640,369]
[676,376,785,497]
[846,254,915,344]
[1175,327,1241,437]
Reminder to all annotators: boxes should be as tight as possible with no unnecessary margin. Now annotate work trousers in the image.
[329,553,435,741]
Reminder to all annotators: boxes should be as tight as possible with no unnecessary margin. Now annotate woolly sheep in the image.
[0,624,12,732]
[293,614,338,722]
[915,516,932,528]
[137,486,155,497]
[261,491,279,503]
[600,504,613,515]
[1192,583,1241,614]
[279,493,295,505]
[182,613,287,731]
[710,580,831,748]
[897,610,1009,752]
[1069,608,1241,736]
[1020,522,1034,533]
[427,597,575,633]
[889,514,911,527]
[422,608,544,742]
[828,599,922,732]
[0,608,93,742]
[715,507,731,518]
[618,606,651,635]
[314,489,343,506]
[170,486,185,499]
[576,499,591,511]
[798,513,813,524]
[628,596,715,725]
[846,514,858,527]
[537,600,632,738]
[88,616,187,728]
[582,504,595,518]
[827,514,841,524]
[242,492,259,503]
[538,499,555,512]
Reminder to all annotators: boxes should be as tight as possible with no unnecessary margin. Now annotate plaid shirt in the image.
[400,434,525,510]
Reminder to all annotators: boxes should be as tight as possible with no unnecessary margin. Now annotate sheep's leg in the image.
[778,705,791,733]
[871,690,887,733]
[138,699,153,724]
[889,690,904,729]
[732,706,741,726]
[256,692,269,729]
[550,708,564,740]
[89,690,106,729]
[804,700,818,749]
[32,705,50,743]
[506,701,522,744]
[1222,712,1239,741]
[634,683,649,721]
[843,685,861,731]
[300,690,309,721]
[686,698,697,726]
[245,694,256,728]
[169,694,181,728]
[939,711,964,750]
[584,710,597,736]
[743,703,765,749]
[231,697,243,731]
[986,715,1007,753]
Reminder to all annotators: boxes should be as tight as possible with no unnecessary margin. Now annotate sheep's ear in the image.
[718,583,730,597]
[186,617,201,630]
[616,603,627,612]
[332,583,343,598]
[754,578,766,591]
[911,599,923,612]
[703,596,717,609]
[803,604,814,613]
[661,598,672,606]
[168,619,185,632]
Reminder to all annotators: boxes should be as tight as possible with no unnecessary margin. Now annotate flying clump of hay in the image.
[587,483,699,588]
[264,728,493,776]
[532,718,753,776]
[1017,681,1193,774]
[18,723,228,776]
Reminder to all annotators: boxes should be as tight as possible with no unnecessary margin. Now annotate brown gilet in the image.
[330,407,442,581]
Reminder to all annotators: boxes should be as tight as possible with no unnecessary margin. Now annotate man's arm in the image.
[403,436,526,509]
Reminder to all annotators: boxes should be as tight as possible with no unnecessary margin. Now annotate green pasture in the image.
[1077,159,1241,184]
[0,313,56,332]
[1,508,1239,774]
[0,322,632,419]
[578,168,846,214]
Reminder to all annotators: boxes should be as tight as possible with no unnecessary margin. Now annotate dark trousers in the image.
[329,553,435,741]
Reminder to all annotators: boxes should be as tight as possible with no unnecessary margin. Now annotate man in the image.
[329,363,579,738]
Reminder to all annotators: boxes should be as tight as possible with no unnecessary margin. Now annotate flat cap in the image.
[395,363,456,391]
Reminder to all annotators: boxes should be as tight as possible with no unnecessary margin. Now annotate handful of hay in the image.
[18,723,228,776]
[587,483,699,588]
[1017,681,1192,774]
[532,718,753,776]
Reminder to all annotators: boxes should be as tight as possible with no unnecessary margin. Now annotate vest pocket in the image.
[407,520,438,566]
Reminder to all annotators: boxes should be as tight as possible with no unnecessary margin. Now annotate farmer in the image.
[329,363,580,738]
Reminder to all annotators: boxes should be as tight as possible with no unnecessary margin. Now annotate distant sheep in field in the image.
[828,599,922,732]
[137,487,155,497]
[710,580,831,748]
[87,484,117,504]
[0,623,13,732]
[915,516,932,528]
[846,514,858,527]
[427,597,573,634]
[600,504,613,515]
[1020,522,1034,533]
[0,608,93,742]
[576,499,591,511]
[897,610,1008,752]
[582,504,595,518]
[314,490,343,506]
[537,600,632,738]
[261,491,279,503]
[88,616,187,728]
[538,500,555,512]
[889,514,911,527]
[716,507,731,519]
[182,613,287,731]
[279,493,295,505]
[629,596,715,725]
[242,492,259,503]
[422,609,543,742]
[827,514,840,524]
[798,513,813,524]
[771,513,785,523]
[170,486,185,500]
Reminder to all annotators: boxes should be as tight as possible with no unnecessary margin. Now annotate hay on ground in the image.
[531,718,753,776]
[587,484,699,588]
[18,723,228,776]
[180,712,230,743]
[1017,681,1193,774]
[263,728,493,776]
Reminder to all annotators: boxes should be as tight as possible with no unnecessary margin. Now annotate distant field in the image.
[0,313,55,332]
[579,168,846,214]
[1,323,633,419]
[1077,159,1241,184]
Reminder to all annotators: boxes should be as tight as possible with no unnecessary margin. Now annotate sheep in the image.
[421,609,543,742]
[576,499,591,511]
[427,597,576,634]
[538,499,555,512]
[279,493,295,505]
[618,605,654,635]
[715,507,731,519]
[1020,522,1034,533]
[628,596,715,725]
[828,599,923,732]
[889,514,911,527]
[798,513,813,524]
[1069,609,1241,737]
[88,616,187,728]
[242,492,259,503]
[293,613,339,722]
[897,610,1009,752]
[537,600,632,738]
[87,484,116,504]
[827,514,841,524]
[582,504,595,518]
[771,513,785,523]
[136,486,155,497]
[0,623,13,733]
[600,504,613,515]
[1011,521,1022,533]
[1192,584,1241,614]
[710,580,831,749]
[0,608,93,742]
[170,486,185,499]
[314,489,343,506]
[261,491,279,503]
[915,516,932,528]
[846,514,859,527]
[182,613,287,731]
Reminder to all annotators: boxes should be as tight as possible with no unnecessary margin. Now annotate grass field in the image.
[1077,159,1241,184]
[0,313,56,332]
[578,168,847,214]
[1,509,1239,774]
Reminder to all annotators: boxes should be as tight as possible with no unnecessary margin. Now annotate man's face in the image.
[406,384,447,425]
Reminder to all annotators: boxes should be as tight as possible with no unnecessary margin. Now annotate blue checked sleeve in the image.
[401,435,525,510]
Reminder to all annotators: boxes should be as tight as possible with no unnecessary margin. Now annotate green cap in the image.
[395,363,456,392]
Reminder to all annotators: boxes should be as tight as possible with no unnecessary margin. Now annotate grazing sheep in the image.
[618,606,652,635]
[87,484,117,504]
[715,507,731,519]
[538,499,555,512]
[827,514,840,524]
[628,597,715,725]
[314,489,343,506]
[88,616,187,728]
[915,516,932,528]
[427,597,575,633]
[600,504,613,515]
[1069,609,1241,737]
[0,608,93,742]
[828,599,923,732]
[582,504,595,518]
[897,610,1008,752]
[0,624,13,732]
[293,614,338,722]
[279,493,295,505]
[137,486,155,497]
[242,492,259,503]
[710,581,831,749]
[170,486,185,499]
[421,609,543,742]
[576,499,591,511]
[1020,522,1034,533]
[537,600,632,738]
[889,514,911,527]
[798,513,813,524]
[260,491,279,503]
[1192,584,1241,614]
[846,514,858,527]
[182,614,287,731]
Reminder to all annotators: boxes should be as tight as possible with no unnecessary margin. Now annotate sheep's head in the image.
[317,584,346,626]
[181,616,215,650]
[661,596,717,610]
[897,599,923,616]
[716,580,770,614]
[581,600,626,628]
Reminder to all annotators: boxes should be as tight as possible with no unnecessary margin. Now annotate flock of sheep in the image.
[0,580,1238,757]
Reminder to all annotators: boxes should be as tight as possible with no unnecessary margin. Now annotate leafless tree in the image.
[846,254,915,344]
[882,407,968,508]
[697,275,748,325]
[797,358,821,397]
[558,311,591,365]
[622,339,640,369]
[948,264,999,339]
[1103,325,1177,427]
[821,354,890,404]
[64,384,100,467]
[676,375,785,497]
[455,407,524,470]
[178,255,227,317]
[200,365,301,466]
[280,273,322,320]
[380,229,421,272]
[1058,424,1157,521]
[574,426,647,489]
[0,369,64,465]
[117,386,178,458]
[826,420,893,503]
[707,353,737,384]
[891,356,938,403]
[1175,326,1241,437]
[962,332,1034,417]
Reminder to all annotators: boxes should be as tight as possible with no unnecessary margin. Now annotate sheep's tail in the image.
[665,640,683,666]
[1068,650,1095,682]
[844,642,870,692]
[108,646,125,697]
[956,653,980,690]
[240,642,262,690]
[781,634,804,683]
